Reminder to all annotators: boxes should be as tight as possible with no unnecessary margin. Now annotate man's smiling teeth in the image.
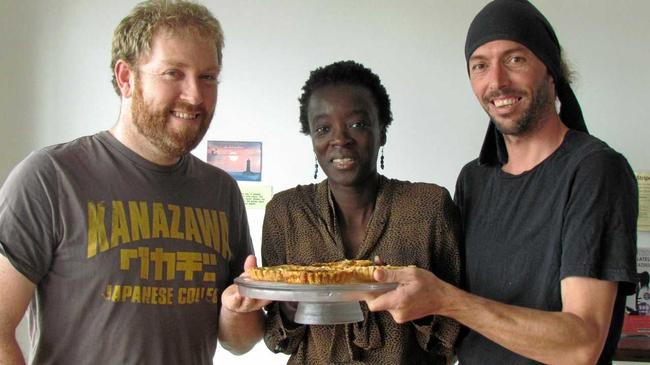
[172,111,199,120]
[493,98,518,108]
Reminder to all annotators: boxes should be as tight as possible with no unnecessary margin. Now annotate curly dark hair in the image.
[298,60,392,139]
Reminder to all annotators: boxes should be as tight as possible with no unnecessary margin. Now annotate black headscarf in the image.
[464,0,588,165]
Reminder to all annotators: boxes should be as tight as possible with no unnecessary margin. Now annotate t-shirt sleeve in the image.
[227,181,254,283]
[561,150,638,294]
[0,150,60,284]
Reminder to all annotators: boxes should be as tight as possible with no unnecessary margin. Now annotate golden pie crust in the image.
[246,259,412,284]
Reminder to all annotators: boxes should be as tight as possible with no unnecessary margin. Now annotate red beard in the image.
[131,81,211,159]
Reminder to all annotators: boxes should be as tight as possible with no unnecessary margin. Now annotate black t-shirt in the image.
[454,130,638,364]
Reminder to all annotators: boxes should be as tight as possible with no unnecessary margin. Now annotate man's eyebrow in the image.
[469,45,529,62]
[158,60,187,68]
[157,60,220,72]
[468,54,486,62]
[501,46,528,55]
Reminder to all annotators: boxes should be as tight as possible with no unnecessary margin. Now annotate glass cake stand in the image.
[235,277,398,325]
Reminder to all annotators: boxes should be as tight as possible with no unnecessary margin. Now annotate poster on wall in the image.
[622,247,650,336]
[207,141,262,181]
[239,185,273,209]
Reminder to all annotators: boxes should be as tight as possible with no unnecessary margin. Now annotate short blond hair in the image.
[110,0,224,96]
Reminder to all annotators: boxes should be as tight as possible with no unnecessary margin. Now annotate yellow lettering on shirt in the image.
[104,285,216,305]
[219,211,231,260]
[120,248,217,281]
[111,201,130,247]
[151,247,176,280]
[128,201,151,241]
[169,204,184,240]
[197,209,220,251]
[86,200,233,259]
[132,285,141,303]
[184,207,201,244]
[87,201,109,258]
[152,202,170,239]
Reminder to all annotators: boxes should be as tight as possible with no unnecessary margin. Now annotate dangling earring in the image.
[380,147,385,170]
[313,156,319,179]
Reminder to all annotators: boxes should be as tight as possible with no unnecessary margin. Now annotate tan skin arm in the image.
[0,255,34,365]
[366,268,616,365]
[218,255,271,355]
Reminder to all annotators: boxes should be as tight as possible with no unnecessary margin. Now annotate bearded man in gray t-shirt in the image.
[0,2,269,364]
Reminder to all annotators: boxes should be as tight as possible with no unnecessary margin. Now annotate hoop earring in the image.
[314,156,319,179]
[380,147,385,170]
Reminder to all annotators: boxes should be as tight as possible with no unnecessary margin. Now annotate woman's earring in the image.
[380,147,385,170]
[314,156,319,179]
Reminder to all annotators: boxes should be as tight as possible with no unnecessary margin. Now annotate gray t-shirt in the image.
[0,131,253,364]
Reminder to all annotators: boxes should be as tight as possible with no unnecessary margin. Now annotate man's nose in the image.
[486,64,510,91]
[180,78,204,105]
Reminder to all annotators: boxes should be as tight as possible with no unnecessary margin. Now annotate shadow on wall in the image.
[1,1,43,357]
[0,2,40,183]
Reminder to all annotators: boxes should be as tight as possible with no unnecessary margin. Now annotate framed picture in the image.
[207,141,262,181]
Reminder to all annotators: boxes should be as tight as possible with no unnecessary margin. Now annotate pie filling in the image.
[246,259,412,284]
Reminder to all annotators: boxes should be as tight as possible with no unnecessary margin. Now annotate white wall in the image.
[2,1,649,364]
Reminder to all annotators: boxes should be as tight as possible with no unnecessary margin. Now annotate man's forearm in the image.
[218,307,265,355]
[444,288,609,365]
[0,337,26,365]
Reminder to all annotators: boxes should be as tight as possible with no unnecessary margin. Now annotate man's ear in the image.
[114,59,134,98]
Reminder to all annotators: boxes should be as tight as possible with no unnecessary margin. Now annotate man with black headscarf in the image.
[366,0,638,363]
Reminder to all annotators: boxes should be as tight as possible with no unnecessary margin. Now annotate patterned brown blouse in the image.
[262,176,461,364]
